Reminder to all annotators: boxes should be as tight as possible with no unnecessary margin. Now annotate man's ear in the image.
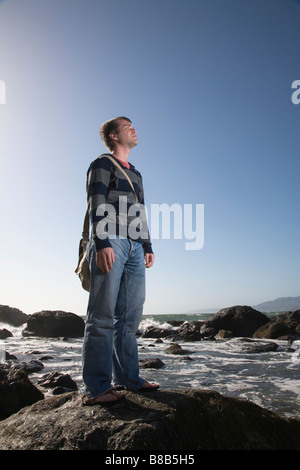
[109,132,118,143]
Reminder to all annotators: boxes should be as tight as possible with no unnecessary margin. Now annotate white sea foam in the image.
[138,317,174,333]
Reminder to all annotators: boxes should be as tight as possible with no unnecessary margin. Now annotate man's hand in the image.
[145,253,155,268]
[96,248,115,273]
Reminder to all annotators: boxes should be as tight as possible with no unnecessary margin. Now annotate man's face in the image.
[114,119,138,148]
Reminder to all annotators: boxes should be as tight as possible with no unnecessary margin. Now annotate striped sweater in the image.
[86,153,153,254]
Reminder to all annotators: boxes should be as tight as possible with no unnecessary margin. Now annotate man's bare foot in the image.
[138,381,160,392]
[82,389,124,405]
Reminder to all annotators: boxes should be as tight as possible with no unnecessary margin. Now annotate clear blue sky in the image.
[0,0,299,316]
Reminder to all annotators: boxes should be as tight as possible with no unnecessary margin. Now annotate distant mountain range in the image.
[252,296,300,313]
[195,296,300,314]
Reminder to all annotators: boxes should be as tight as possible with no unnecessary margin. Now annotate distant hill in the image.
[194,296,300,315]
[252,296,300,313]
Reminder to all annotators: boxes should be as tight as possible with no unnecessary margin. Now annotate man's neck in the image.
[112,146,130,165]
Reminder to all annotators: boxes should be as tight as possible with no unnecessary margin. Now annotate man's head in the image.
[99,116,137,152]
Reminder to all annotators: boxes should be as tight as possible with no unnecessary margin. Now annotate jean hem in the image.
[84,386,115,400]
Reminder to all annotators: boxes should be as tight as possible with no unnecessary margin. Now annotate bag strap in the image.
[102,153,139,203]
[81,154,139,240]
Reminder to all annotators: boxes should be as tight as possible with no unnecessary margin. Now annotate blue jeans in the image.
[82,237,146,399]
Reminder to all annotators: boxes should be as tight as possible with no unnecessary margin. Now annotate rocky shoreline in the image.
[0,304,300,450]
[140,305,300,342]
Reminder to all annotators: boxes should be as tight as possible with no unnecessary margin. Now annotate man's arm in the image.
[135,171,155,260]
[87,156,113,251]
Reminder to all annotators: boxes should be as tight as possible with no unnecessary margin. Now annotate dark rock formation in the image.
[0,305,29,326]
[174,321,203,341]
[240,341,279,354]
[0,365,44,420]
[0,389,300,450]
[166,344,191,355]
[141,326,174,339]
[13,360,44,374]
[139,357,165,369]
[253,310,300,339]
[22,310,85,338]
[0,328,13,339]
[38,371,78,395]
[200,305,270,338]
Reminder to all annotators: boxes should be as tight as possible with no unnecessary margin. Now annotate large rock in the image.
[141,326,174,338]
[200,305,270,338]
[166,344,191,355]
[0,389,299,450]
[0,365,44,420]
[0,328,13,339]
[22,310,85,338]
[253,310,300,339]
[175,321,203,341]
[0,305,29,326]
[142,321,204,342]
[139,357,165,369]
[38,371,78,395]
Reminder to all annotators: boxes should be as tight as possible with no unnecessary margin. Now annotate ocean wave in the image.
[139,317,175,333]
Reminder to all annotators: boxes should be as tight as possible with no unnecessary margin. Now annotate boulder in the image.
[13,360,44,374]
[253,310,300,339]
[0,364,44,420]
[200,305,270,338]
[241,341,279,354]
[0,305,29,326]
[141,326,174,339]
[0,328,13,339]
[139,357,165,369]
[175,321,203,341]
[0,389,300,450]
[22,310,85,338]
[166,344,191,355]
[38,371,78,394]
[5,351,17,360]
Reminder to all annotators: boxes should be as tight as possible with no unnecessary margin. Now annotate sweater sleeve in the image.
[86,156,113,251]
[135,170,154,255]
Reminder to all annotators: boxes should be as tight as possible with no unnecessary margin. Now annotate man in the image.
[82,116,158,404]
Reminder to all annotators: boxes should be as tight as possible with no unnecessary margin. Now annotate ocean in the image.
[1,312,300,419]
